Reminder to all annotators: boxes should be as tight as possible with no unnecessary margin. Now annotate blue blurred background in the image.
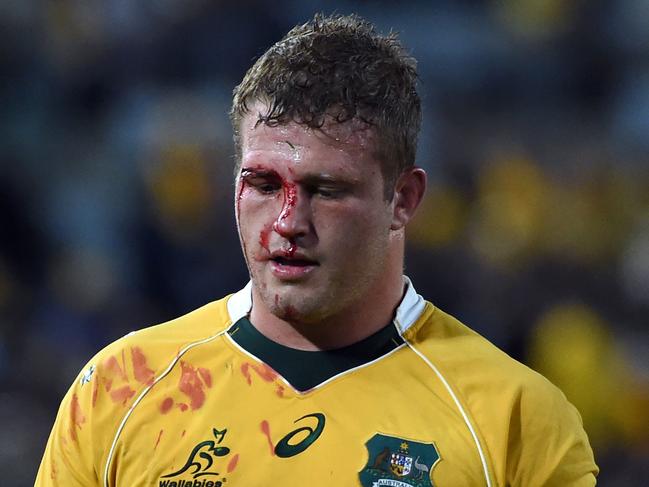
[1,0,648,484]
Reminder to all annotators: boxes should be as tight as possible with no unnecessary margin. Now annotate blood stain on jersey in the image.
[91,376,99,408]
[110,385,135,405]
[260,420,276,456]
[198,367,212,387]
[102,354,127,392]
[178,361,212,410]
[227,453,240,473]
[359,433,440,487]
[241,362,278,385]
[160,397,174,414]
[131,347,155,385]
[69,393,86,442]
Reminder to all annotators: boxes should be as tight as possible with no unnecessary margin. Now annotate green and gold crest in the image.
[359,433,440,487]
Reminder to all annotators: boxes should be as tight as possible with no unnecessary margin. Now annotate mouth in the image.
[268,253,319,280]
[271,256,319,267]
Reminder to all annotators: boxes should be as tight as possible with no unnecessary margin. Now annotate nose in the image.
[272,183,311,238]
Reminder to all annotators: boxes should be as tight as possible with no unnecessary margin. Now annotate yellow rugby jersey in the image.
[36,279,597,487]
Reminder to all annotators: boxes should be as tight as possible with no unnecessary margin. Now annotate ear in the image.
[390,167,427,231]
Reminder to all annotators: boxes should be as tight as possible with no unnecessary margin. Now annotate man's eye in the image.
[257,183,280,194]
[315,187,343,199]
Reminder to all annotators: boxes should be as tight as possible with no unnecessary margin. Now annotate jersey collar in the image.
[226,276,426,336]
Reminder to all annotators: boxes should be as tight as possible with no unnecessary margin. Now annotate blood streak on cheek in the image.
[236,178,249,258]
[258,223,272,252]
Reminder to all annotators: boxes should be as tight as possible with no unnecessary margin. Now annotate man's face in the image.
[236,112,396,325]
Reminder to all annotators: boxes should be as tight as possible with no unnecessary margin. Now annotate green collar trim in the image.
[227,317,404,392]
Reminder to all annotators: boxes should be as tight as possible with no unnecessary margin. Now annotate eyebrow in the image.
[240,168,281,179]
[300,173,358,187]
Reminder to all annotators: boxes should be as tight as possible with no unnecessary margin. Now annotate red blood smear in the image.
[275,182,298,227]
[154,429,163,450]
[160,397,174,414]
[241,362,277,384]
[198,367,212,388]
[236,178,249,261]
[227,453,240,473]
[275,385,285,398]
[91,378,99,408]
[251,363,277,382]
[240,363,252,385]
[178,362,206,410]
[131,347,155,385]
[286,242,297,257]
[181,430,186,437]
[110,385,135,406]
[103,355,127,392]
[260,421,275,456]
[69,394,86,442]
[258,224,272,251]
[178,403,189,412]
[236,176,247,204]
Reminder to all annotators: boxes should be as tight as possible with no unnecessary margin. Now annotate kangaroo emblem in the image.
[161,428,230,479]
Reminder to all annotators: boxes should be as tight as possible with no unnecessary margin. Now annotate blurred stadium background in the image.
[1,0,648,484]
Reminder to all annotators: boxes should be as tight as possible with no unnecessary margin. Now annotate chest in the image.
[106,346,489,486]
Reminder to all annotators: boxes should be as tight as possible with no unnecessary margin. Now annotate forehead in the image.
[239,110,381,175]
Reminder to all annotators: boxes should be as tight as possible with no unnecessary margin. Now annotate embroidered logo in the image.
[79,364,96,386]
[160,428,230,486]
[359,433,440,487]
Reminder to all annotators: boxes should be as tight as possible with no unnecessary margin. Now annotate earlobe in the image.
[390,167,427,230]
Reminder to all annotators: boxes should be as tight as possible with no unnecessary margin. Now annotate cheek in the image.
[237,189,281,252]
[317,204,390,244]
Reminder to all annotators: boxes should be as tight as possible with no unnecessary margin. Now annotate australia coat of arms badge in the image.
[359,433,440,487]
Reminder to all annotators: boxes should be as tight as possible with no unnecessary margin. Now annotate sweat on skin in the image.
[234,106,426,351]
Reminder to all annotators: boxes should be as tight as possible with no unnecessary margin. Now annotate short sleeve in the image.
[506,375,599,486]
[35,360,102,486]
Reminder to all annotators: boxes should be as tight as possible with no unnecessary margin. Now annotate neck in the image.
[249,248,406,351]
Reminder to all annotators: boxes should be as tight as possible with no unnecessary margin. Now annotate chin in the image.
[268,292,324,325]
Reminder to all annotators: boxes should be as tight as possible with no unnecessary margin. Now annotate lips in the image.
[272,256,318,267]
[269,251,319,279]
